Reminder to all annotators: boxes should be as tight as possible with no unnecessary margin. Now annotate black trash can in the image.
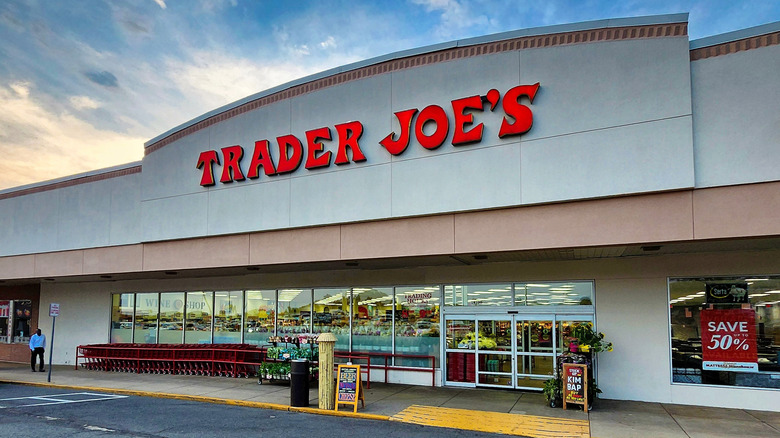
[290,359,309,407]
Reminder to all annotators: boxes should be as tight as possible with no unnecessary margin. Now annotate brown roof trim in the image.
[145,22,687,156]
[0,165,142,201]
[690,30,780,61]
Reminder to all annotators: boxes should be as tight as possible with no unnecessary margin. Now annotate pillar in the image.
[317,332,337,410]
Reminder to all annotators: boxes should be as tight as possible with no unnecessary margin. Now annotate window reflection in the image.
[447,284,513,307]
[134,293,158,344]
[313,288,350,350]
[395,286,440,367]
[516,282,593,306]
[185,291,213,344]
[352,287,393,354]
[159,292,184,344]
[245,290,275,345]
[214,291,242,344]
[111,294,134,343]
[277,289,311,336]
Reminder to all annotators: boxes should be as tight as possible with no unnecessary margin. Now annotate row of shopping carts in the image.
[75,343,264,377]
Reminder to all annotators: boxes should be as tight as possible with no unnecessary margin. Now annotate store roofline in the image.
[690,20,780,49]
[0,162,142,199]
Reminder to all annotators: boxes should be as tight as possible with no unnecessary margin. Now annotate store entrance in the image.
[444,314,592,390]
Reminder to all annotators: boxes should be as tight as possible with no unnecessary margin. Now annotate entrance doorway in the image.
[444,314,592,390]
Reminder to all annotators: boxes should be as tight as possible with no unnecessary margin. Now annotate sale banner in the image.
[700,309,758,372]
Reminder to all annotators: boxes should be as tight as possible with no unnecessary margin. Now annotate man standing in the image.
[29,328,45,372]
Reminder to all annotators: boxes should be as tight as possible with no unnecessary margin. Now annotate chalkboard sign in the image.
[335,364,365,412]
[562,363,588,411]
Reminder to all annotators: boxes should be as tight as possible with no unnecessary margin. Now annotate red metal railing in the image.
[75,344,264,377]
[335,350,436,387]
[76,344,436,386]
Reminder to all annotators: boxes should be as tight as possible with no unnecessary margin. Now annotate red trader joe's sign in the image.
[700,309,758,372]
[196,83,540,186]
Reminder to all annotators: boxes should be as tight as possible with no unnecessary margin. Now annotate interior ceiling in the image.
[2,237,779,286]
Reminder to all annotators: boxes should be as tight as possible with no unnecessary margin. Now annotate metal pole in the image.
[47,316,55,383]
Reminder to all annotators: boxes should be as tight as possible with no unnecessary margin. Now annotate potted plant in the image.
[543,376,562,408]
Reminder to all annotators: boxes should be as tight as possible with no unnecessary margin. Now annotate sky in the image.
[1,0,778,191]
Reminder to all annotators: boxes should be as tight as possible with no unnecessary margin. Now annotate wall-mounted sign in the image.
[335,364,365,413]
[562,363,588,411]
[705,283,748,304]
[196,83,540,187]
[700,309,758,372]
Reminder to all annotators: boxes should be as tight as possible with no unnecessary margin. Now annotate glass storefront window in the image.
[0,300,9,342]
[352,287,393,354]
[516,282,593,306]
[245,290,275,345]
[446,284,513,307]
[159,292,184,344]
[185,291,213,344]
[277,289,311,337]
[670,276,780,390]
[134,293,158,344]
[12,300,32,342]
[214,291,242,344]
[111,294,134,343]
[313,288,350,350]
[395,286,440,367]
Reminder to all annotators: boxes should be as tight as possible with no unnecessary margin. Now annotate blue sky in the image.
[0,0,778,190]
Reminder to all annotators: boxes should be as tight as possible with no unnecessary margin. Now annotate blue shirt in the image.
[29,333,45,350]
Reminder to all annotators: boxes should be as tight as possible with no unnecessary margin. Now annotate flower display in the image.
[570,322,613,353]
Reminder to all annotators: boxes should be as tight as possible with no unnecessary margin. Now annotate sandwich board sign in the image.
[562,363,588,411]
[335,364,365,412]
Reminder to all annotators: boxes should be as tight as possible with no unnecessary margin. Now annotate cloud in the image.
[410,0,493,38]
[0,81,143,191]
[152,0,167,10]
[320,36,337,49]
[69,95,101,110]
[85,71,119,88]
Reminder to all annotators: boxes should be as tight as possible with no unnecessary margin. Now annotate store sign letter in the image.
[197,83,539,187]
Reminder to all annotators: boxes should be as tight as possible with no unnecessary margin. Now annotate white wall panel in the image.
[289,164,392,227]
[109,174,142,245]
[521,116,694,204]
[1,191,59,255]
[391,143,522,217]
[595,277,673,403]
[57,181,112,249]
[141,192,209,242]
[520,38,693,140]
[207,178,291,234]
[40,283,111,366]
[691,44,780,187]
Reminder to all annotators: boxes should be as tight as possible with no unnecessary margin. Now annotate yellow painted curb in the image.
[0,379,388,421]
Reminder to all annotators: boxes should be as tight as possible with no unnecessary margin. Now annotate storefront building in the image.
[1,14,778,411]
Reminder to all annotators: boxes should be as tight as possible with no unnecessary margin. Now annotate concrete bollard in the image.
[317,332,337,410]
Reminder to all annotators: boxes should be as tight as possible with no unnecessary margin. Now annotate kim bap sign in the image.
[197,83,540,187]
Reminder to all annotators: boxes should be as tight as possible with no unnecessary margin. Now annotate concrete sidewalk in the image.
[1,363,778,437]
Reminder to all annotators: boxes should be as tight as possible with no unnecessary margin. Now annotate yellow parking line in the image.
[391,405,590,438]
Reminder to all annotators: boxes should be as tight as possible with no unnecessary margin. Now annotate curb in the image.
[0,379,390,422]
